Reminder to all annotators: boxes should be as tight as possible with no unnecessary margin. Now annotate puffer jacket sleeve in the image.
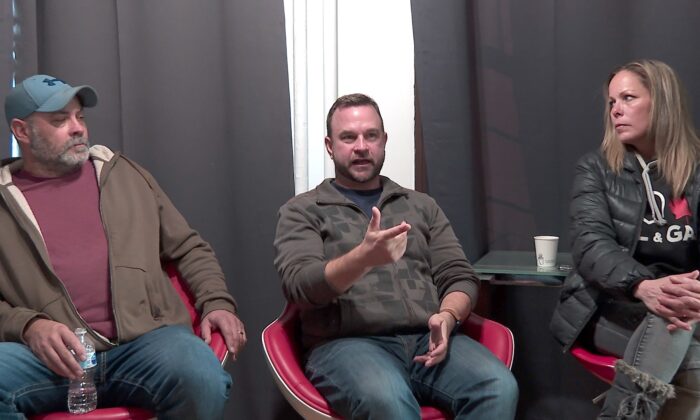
[570,152,654,298]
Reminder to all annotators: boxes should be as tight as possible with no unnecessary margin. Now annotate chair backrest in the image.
[262,304,515,420]
[570,342,616,384]
[262,304,334,419]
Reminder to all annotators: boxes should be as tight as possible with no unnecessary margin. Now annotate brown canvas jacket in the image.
[0,145,236,351]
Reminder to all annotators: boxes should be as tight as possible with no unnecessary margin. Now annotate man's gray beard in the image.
[29,130,90,175]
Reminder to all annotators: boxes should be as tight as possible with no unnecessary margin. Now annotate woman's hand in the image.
[634,270,700,331]
[657,273,700,330]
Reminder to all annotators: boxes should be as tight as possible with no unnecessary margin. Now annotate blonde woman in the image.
[551,59,700,419]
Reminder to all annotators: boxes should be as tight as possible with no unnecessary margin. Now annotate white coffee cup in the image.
[534,236,559,268]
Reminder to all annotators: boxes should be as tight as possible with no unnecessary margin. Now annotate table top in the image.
[472,250,573,286]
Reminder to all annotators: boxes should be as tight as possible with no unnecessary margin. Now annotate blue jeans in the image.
[305,332,518,419]
[0,325,231,419]
[593,305,700,419]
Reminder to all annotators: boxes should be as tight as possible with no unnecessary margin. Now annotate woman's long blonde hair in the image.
[602,59,700,197]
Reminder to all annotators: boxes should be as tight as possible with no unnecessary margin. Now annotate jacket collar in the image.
[621,149,642,174]
[316,175,409,206]
[0,145,115,186]
[0,145,116,254]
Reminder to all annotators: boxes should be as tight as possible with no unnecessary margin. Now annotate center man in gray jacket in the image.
[273,93,518,419]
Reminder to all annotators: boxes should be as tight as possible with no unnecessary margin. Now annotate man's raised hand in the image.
[359,207,411,267]
[323,207,411,293]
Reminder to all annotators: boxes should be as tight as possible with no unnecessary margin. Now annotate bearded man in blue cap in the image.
[0,75,245,418]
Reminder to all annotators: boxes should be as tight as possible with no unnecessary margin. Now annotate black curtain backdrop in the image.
[3,0,700,419]
[0,1,296,418]
[412,1,700,419]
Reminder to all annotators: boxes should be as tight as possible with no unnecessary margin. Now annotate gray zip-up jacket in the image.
[273,177,479,349]
[0,145,237,351]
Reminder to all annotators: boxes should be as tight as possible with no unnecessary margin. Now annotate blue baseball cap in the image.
[4,74,98,125]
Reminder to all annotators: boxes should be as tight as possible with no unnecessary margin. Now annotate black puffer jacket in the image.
[550,150,700,351]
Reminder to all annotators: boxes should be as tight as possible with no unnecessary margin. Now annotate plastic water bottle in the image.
[67,328,98,414]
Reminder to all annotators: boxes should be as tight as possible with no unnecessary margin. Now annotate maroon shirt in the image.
[13,161,115,338]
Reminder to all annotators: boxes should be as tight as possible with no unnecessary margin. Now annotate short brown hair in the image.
[326,93,384,137]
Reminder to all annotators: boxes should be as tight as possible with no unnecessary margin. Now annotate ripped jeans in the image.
[592,301,700,419]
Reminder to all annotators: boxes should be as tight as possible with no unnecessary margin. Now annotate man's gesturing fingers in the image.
[368,206,382,232]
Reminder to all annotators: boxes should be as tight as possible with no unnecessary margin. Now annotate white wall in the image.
[284,0,415,193]
[336,0,414,189]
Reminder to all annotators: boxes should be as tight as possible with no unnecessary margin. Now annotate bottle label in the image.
[80,350,97,369]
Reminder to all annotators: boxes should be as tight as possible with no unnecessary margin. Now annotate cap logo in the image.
[42,78,65,87]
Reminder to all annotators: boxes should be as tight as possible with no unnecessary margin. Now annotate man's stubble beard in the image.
[334,152,385,186]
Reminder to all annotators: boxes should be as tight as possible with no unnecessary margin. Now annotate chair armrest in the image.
[209,330,229,365]
[461,313,515,369]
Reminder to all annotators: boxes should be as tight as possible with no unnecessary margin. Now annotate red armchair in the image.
[570,342,616,384]
[29,264,229,420]
[262,304,514,419]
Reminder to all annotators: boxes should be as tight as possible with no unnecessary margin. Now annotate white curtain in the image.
[284,0,416,195]
[284,0,337,194]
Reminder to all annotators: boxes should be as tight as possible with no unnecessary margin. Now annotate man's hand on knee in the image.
[23,319,84,379]
[201,310,246,360]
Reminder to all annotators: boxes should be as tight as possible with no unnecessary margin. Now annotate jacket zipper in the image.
[328,186,417,326]
[97,159,119,346]
[375,194,417,325]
